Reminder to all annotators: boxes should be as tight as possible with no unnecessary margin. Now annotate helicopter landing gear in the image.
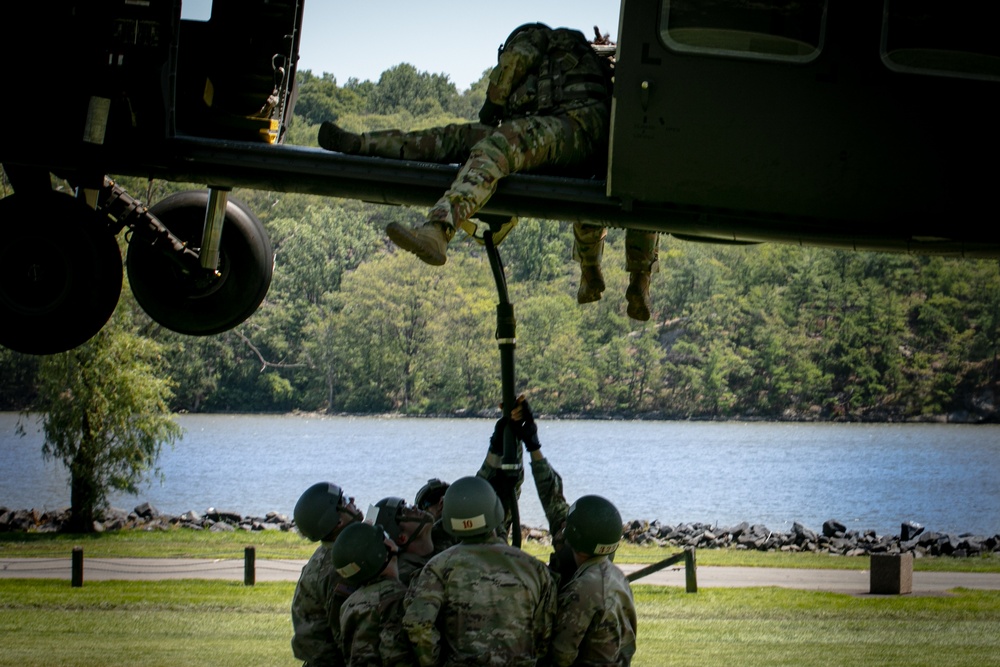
[125,189,273,336]
[0,192,123,355]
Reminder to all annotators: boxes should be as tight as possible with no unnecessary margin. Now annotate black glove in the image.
[512,399,541,452]
[489,416,509,456]
[479,99,504,126]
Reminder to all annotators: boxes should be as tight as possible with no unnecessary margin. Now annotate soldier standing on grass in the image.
[291,481,365,667]
[550,495,637,667]
[402,476,557,666]
[332,521,416,666]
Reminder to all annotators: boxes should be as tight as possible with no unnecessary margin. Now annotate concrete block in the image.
[870,553,913,594]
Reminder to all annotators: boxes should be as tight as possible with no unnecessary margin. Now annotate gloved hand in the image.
[489,416,509,456]
[479,99,504,126]
[512,397,541,452]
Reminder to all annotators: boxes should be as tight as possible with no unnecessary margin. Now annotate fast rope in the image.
[483,226,522,548]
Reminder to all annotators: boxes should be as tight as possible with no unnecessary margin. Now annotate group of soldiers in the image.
[290,397,637,666]
[318,22,660,321]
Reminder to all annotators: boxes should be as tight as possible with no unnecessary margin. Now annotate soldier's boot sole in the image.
[386,222,451,266]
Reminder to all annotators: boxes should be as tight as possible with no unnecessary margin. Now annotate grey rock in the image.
[822,519,847,538]
[901,521,924,541]
[134,502,159,519]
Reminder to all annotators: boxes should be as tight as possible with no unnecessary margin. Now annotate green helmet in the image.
[369,497,406,545]
[501,22,551,53]
[415,478,449,510]
[441,476,504,538]
[564,495,623,557]
[294,482,350,542]
[331,522,393,586]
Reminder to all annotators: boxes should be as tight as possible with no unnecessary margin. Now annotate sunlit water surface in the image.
[2,413,998,536]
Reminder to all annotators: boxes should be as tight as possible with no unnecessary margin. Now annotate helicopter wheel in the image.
[0,192,123,355]
[126,190,273,335]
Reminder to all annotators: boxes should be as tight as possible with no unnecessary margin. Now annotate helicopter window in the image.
[882,0,1000,82]
[181,0,212,22]
[659,0,826,63]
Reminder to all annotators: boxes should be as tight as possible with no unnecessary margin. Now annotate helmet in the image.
[501,22,551,53]
[332,522,393,586]
[415,478,450,510]
[368,497,407,545]
[564,495,623,557]
[441,476,504,538]
[294,482,348,542]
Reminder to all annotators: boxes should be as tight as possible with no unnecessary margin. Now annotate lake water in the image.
[2,413,998,537]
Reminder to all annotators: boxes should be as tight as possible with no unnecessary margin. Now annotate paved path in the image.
[3,558,999,594]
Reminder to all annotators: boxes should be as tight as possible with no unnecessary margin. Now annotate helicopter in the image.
[1,0,998,356]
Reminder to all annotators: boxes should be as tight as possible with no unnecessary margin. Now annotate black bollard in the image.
[244,546,256,586]
[71,547,83,587]
[684,547,698,593]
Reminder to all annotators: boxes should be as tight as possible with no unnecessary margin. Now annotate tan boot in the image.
[626,271,651,321]
[386,221,454,266]
[318,121,362,153]
[577,265,606,304]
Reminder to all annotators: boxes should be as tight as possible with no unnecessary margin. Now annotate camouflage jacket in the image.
[402,536,557,667]
[291,541,357,666]
[477,451,569,543]
[530,456,570,535]
[397,551,431,589]
[488,26,612,122]
[550,558,637,667]
[339,576,416,667]
[476,450,523,542]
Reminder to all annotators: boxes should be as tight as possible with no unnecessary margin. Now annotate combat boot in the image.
[577,265,606,304]
[318,121,362,154]
[625,271,651,321]
[386,221,454,266]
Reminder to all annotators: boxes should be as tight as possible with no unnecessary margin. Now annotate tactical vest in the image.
[505,26,613,118]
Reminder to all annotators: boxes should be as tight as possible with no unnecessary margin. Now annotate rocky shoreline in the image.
[2,504,998,559]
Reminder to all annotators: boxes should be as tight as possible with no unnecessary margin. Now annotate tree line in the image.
[2,64,999,422]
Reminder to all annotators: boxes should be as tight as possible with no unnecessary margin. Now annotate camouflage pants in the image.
[573,224,660,274]
[355,102,609,228]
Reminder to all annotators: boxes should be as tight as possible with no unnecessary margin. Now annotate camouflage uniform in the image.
[292,541,357,666]
[397,550,432,589]
[550,557,638,667]
[428,519,457,553]
[339,576,416,667]
[475,449,524,541]
[402,536,557,667]
[476,449,567,543]
[397,448,525,593]
[573,224,659,281]
[530,455,570,534]
[349,26,615,237]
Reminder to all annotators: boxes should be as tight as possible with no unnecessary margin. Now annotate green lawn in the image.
[3,529,1000,665]
[1,579,999,667]
[3,528,1000,572]
[633,586,1000,666]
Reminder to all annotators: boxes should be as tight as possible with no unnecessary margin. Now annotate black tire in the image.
[126,190,273,335]
[0,192,123,355]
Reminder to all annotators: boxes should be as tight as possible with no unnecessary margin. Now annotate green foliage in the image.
[292,69,367,127]
[18,305,182,532]
[3,68,999,422]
